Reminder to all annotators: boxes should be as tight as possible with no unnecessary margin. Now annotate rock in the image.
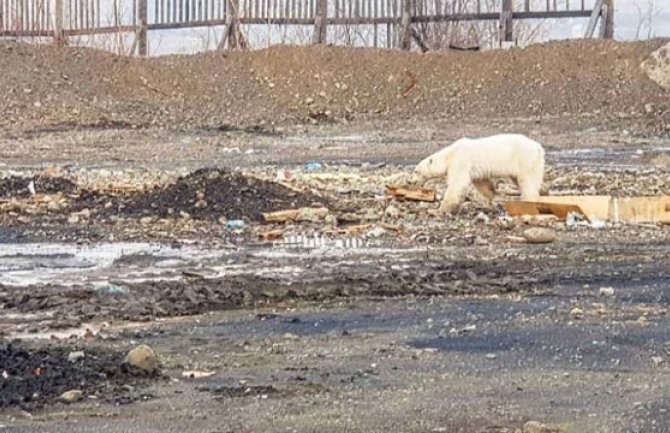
[123,344,158,374]
[385,205,400,219]
[570,307,584,320]
[68,350,85,362]
[651,356,665,367]
[599,287,615,297]
[59,390,83,403]
[523,420,560,433]
[522,228,556,244]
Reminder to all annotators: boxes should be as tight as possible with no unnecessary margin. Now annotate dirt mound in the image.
[1,39,669,135]
[0,175,77,198]
[0,343,156,410]
[642,41,670,90]
[75,168,327,221]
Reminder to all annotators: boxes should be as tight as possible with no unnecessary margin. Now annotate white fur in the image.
[412,134,545,213]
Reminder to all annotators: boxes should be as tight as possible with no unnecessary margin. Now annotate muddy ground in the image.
[0,116,668,433]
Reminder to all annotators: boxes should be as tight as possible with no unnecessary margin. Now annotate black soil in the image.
[0,343,156,410]
[0,175,77,198]
[74,168,327,221]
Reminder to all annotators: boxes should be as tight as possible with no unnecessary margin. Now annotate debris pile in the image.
[0,343,156,410]
[0,175,77,198]
[75,168,328,221]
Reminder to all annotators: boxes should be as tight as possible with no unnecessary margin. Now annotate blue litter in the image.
[94,284,127,296]
[304,162,323,171]
[225,220,246,230]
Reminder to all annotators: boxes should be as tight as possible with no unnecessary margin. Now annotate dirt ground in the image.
[1,39,670,433]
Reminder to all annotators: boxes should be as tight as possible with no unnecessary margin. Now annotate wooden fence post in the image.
[500,0,513,45]
[314,0,328,44]
[53,0,65,44]
[138,0,148,56]
[218,0,245,50]
[400,0,412,51]
[602,0,614,39]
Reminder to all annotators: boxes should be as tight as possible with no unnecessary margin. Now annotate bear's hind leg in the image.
[472,179,495,205]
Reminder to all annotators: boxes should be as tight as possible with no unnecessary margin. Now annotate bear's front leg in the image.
[439,171,471,214]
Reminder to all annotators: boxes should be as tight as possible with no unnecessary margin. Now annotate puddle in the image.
[0,239,420,288]
[0,242,233,287]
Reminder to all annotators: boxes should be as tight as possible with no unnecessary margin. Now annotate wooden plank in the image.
[263,207,329,222]
[503,201,589,221]
[386,184,436,202]
[616,197,670,223]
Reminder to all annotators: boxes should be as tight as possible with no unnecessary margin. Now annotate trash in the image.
[386,184,436,202]
[27,180,35,197]
[260,229,284,241]
[474,212,489,223]
[225,220,246,230]
[365,226,387,238]
[262,207,329,223]
[67,351,85,363]
[276,169,292,181]
[566,211,589,227]
[304,162,323,171]
[94,284,127,296]
[182,370,216,379]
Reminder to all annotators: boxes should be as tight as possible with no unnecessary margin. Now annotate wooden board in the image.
[615,197,670,223]
[503,201,589,221]
[385,184,436,202]
[530,195,611,221]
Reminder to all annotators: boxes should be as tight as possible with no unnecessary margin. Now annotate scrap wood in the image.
[260,229,284,241]
[323,224,372,236]
[380,223,405,233]
[262,207,329,223]
[386,184,436,202]
[503,201,590,221]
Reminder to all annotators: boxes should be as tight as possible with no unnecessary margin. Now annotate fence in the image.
[0,0,614,55]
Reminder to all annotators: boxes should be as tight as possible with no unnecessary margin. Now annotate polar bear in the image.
[411,133,545,214]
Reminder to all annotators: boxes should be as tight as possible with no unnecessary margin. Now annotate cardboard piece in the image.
[504,195,670,223]
[503,201,590,221]
[615,197,670,223]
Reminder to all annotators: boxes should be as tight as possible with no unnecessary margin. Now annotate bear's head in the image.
[410,155,442,184]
